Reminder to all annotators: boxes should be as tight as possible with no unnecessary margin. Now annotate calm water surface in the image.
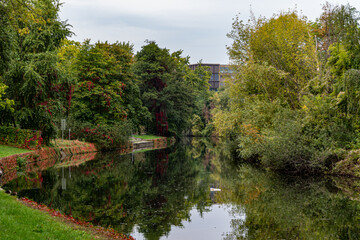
[4,138,360,239]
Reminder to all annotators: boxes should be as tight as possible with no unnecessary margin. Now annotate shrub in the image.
[237,105,343,174]
[0,126,42,150]
[70,121,132,151]
[16,156,27,172]
[258,118,328,174]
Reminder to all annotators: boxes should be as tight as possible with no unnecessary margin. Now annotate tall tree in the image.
[315,3,360,66]
[2,0,71,143]
[70,41,149,131]
[133,41,209,136]
[227,11,317,108]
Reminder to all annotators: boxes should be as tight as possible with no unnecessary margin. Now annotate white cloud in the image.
[59,0,360,64]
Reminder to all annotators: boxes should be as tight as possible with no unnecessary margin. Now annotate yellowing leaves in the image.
[18,27,30,36]
[240,124,263,143]
[0,83,14,112]
[228,10,317,109]
[244,187,264,204]
[212,107,242,137]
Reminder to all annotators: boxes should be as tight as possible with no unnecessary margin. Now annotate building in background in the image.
[219,65,234,88]
[189,63,234,91]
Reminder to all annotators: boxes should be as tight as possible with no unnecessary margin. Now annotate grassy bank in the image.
[0,191,95,240]
[0,145,32,158]
[50,139,93,148]
[132,134,162,140]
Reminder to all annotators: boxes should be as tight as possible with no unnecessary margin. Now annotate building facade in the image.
[189,63,234,91]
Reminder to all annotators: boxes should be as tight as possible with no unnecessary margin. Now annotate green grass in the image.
[133,148,155,153]
[0,145,32,158]
[50,139,90,148]
[132,134,163,140]
[0,191,95,240]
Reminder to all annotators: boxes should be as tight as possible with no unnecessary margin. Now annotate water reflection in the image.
[131,205,246,240]
[4,138,360,239]
[222,166,360,240]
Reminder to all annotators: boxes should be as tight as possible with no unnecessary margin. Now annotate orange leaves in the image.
[240,123,263,143]
[244,187,264,204]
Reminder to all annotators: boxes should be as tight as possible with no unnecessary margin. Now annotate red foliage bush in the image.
[0,126,42,150]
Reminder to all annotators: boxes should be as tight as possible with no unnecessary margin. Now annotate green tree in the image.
[0,2,12,76]
[71,41,132,125]
[68,41,150,149]
[56,39,81,116]
[2,0,71,143]
[214,10,318,139]
[70,41,149,127]
[212,9,353,173]
[315,3,360,67]
[133,41,209,136]
[317,4,360,126]
[227,11,317,108]
[0,83,14,112]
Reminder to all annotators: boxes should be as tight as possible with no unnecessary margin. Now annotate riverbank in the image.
[0,136,170,184]
[0,140,97,185]
[330,149,360,178]
[0,145,33,158]
[0,135,170,239]
[0,189,135,239]
[0,190,96,239]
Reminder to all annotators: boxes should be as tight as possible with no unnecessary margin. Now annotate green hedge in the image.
[0,126,42,150]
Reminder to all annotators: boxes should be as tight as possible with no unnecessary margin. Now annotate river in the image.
[3,138,360,239]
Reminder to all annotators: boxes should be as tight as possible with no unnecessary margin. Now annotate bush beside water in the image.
[0,126,42,150]
[70,121,132,151]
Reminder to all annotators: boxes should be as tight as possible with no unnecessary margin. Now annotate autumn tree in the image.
[227,11,317,108]
[212,10,344,173]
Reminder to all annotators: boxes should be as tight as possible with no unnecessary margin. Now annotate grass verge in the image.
[50,139,92,148]
[132,134,162,140]
[0,191,95,240]
[0,145,32,158]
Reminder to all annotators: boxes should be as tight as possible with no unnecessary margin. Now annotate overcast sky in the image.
[59,0,360,64]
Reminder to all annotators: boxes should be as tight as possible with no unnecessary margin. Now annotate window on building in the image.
[211,73,219,81]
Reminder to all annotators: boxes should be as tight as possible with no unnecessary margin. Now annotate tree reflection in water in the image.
[4,138,360,239]
[214,140,360,240]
